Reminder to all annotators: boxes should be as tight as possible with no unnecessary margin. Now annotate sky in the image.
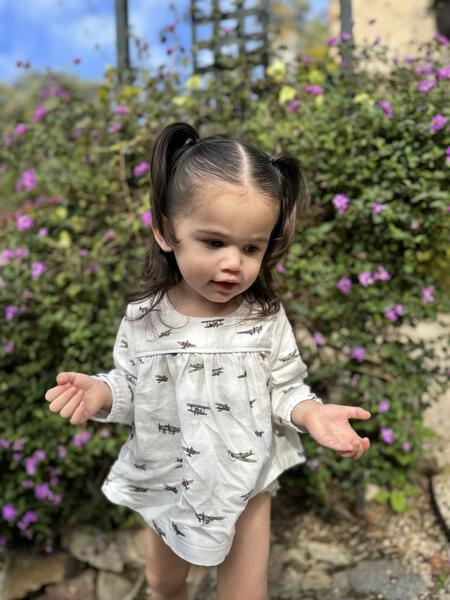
[0,0,329,85]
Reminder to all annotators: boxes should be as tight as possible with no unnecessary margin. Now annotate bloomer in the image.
[261,478,280,497]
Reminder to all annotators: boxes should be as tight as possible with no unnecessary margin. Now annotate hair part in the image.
[124,122,309,320]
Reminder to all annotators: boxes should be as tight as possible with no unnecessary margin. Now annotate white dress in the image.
[90,294,321,566]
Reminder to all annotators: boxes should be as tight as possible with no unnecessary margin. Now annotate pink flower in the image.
[422,286,434,302]
[72,431,91,447]
[306,459,319,470]
[332,193,349,214]
[326,36,339,46]
[288,99,300,113]
[418,78,436,92]
[372,203,387,214]
[275,263,286,273]
[410,220,420,230]
[31,261,47,280]
[25,456,38,475]
[304,85,324,95]
[3,341,14,353]
[98,427,110,438]
[435,33,449,46]
[141,210,152,227]
[402,442,411,452]
[313,332,326,347]
[108,122,123,134]
[378,101,393,119]
[384,306,397,321]
[378,400,390,413]
[34,483,51,500]
[336,276,352,295]
[349,346,365,362]
[79,249,89,257]
[350,375,359,387]
[373,266,391,281]
[358,271,374,287]
[5,305,19,321]
[380,427,394,445]
[341,32,352,41]
[446,147,450,163]
[16,169,37,191]
[15,123,28,135]
[32,107,46,123]
[437,66,450,80]
[57,445,67,459]
[104,230,115,239]
[429,114,447,132]
[114,104,129,115]
[2,505,18,521]
[134,162,150,178]
[16,215,34,231]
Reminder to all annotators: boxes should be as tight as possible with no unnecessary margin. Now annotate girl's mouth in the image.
[212,281,239,293]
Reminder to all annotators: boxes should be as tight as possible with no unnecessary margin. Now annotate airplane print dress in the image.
[90,294,321,566]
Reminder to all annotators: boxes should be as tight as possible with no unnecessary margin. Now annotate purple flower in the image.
[32,107,46,123]
[358,271,374,287]
[384,306,397,321]
[104,229,115,239]
[98,427,110,438]
[15,123,28,135]
[34,482,51,500]
[402,442,411,452]
[275,262,286,273]
[88,262,99,273]
[134,161,150,178]
[2,504,18,521]
[72,431,91,447]
[25,457,38,476]
[304,85,324,95]
[16,215,34,231]
[12,438,26,451]
[16,169,37,191]
[306,459,319,470]
[288,99,300,113]
[429,114,447,132]
[141,210,152,227]
[52,494,63,506]
[332,193,349,214]
[341,32,351,41]
[0,536,7,548]
[2,341,14,353]
[326,36,339,46]
[33,449,46,461]
[418,78,436,92]
[21,480,34,489]
[422,286,435,302]
[446,147,450,163]
[436,33,449,46]
[410,220,420,230]
[313,332,326,347]
[437,65,450,80]
[108,122,123,134]
[336,276,352,295]
[5,306,17,320]
[378,400,390,413]
[349,346,365,362]
[394,304,404,316]
[0,439,10,449]
[13,452,22,461]
[19,511,38,529]
[378,101,393,119]
[57,445,67,459]
[373,266,391,281]
[31,261,47,280]
[79,249,89,257]
[372,203,387,214]
[380,427,394,445]
[350,375,359,387]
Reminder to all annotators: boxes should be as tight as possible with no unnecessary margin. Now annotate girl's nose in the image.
[221,247,242,271]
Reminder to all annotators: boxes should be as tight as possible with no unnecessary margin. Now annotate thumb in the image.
[344,406,372,421]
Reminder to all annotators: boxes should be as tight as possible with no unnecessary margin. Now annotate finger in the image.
[56,372,78,386]
[70,400,88,425]
[45,382,71,402]
[59,390,84,419]
[344,407,372,421]
[48,386,79,413]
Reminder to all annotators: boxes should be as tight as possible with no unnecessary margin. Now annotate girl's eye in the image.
[244,245,260,254]
[204,240,224,249]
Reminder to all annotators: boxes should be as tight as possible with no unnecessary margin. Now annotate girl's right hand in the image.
[44,372,113,425]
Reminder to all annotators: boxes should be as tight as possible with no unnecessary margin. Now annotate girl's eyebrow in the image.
[195,229,269,243]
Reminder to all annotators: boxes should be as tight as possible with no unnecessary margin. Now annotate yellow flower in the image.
[57,231,71,249]
[185,75,201,90]
[172,96,188,107]
[315,95,324,107]
[278,85,297,104]
[266,60,287,83]
[54,207,68,220]
[353,93,374,108]
[308,69,326,85]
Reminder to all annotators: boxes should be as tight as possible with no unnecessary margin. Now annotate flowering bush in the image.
[1,35,449,549]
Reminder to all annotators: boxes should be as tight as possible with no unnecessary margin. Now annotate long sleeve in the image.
[89,311,137,425]
[269,304,322,433]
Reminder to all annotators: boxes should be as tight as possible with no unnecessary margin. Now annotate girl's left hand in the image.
[300,404,371,460]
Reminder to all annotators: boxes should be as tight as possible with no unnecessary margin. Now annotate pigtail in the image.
[150,122,200,236]
[265,154,309,268]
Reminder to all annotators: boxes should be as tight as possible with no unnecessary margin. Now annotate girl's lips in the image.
[211,281,239,292]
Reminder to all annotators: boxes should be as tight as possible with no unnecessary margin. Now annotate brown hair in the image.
[124,122,309,320]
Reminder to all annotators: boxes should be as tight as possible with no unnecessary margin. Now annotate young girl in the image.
[45,122,371,600]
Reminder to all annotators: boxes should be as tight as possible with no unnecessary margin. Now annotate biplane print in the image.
[186,403,210,416]
[212,367,224,377]
[201,318,225,328]
[158,423,181,435]
[236,325,263,336]
[279,349,299,363]
[163,484,178,494]
[182,446,200,457]
[188,363,204,373]
[227,450,257,463]
[172,522,186,537]
[195,512,225,525]
[159,329,172,338]
[155,374,168,383]
[177,340,196,349]
[215,402,231,412]
[152,520,166,537]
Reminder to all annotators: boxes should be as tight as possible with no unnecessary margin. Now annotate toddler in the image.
[45,122,370,600]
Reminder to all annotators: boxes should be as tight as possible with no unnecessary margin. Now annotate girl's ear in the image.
[152,228,173,252]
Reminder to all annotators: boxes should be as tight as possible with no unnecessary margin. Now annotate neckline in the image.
[162,293,249,321]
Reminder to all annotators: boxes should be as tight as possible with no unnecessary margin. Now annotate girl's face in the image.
[153,181,279,317]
